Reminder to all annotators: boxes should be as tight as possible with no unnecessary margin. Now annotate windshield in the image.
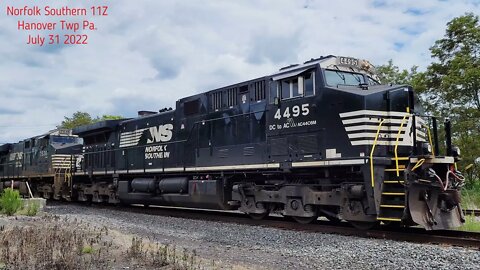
[324,70,366,86]
[368,76,380,85]
[51,136,81,144]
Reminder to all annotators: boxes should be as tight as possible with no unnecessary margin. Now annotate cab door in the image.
[266,68,321,164]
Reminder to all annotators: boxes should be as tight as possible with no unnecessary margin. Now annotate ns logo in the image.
[146,124,173,143]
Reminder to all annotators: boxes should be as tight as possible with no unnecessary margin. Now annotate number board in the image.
[337,56,359,67]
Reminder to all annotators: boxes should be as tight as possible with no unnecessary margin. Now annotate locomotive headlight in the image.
[452,146,461,157]
[422,142,432,155]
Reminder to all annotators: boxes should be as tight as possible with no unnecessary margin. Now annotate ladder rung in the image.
[380,204,405,208]
[384,180,405,184]
[382,192,405,196]
[392,157,409,160]
[377,217,402,222]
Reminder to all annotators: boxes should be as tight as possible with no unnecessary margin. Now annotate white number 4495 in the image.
[274,104,309,120]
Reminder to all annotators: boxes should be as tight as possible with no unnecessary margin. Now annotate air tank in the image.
[131,178,156,193]
[158,177,188,194]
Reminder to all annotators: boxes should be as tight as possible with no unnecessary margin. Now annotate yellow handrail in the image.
[425,124,435,156]
[370,118,386,187]
[394,114,409,177]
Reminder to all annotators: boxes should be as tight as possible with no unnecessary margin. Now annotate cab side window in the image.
[304,72,314,96]
[278,71,315,100]
[281,78,300,99]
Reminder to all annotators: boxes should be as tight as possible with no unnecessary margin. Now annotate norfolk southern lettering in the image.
[6,6,88,16]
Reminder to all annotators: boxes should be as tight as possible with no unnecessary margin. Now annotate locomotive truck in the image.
[0,55,465,230]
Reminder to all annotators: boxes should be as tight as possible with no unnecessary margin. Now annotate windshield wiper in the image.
[348,67,363,83]
[335,71,345,80]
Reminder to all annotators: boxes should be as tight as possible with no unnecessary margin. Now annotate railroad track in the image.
[464,209,480,216]
[47,201,480,249]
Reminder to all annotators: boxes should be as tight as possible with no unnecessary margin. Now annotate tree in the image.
[426,13,480,114]
[98,115,124,121]
[59,111,94,129]
[375,61,429,110]
[58,111,123,129]
[422,13,480,182]
[376,59,420,86]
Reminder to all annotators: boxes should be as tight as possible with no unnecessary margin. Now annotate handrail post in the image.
[370,119,386,187]
[412,115,417,155]
[425,124,435,156]
[432,117,440,156]
[394,114,409,177]
[445,118,452,156]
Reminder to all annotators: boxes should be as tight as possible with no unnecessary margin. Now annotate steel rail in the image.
[464,209,480,217]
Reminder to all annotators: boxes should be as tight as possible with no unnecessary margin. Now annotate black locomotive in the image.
[0,55,465,230]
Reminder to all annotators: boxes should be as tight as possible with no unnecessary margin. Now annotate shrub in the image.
[0,188,22,216]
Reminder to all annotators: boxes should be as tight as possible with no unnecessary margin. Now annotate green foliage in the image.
[462,180,480,209]
[422,13,480,179]
[0,188,22,216]
[59,111,93,129]
[58,111,124,129]
[24,201,40,216]
[425,13,480,114]
[376,59,420,86]
[81,245,94,254]
[378,14,480,181]
[98,115,123,121]
[459,213,480,232]
[16,200,41,216]
[428,13,480,111]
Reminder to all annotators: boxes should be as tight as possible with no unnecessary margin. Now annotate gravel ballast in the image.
[45,204,480,269]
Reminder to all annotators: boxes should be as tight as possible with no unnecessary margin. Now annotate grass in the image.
[17,201,40,217]
[0,188,22,216]
[459,214,480,232]
[81,245,94,254]
[461,182,480,209]
[25,201,40,216]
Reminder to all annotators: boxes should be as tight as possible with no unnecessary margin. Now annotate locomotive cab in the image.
[249,55,464,229]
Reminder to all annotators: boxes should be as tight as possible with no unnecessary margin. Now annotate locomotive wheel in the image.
[292,215,318,224]
[248,212,270,220]
[349,221,379,230]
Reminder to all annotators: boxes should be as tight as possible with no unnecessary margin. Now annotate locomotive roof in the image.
[72,119,126,136]
[196,55,377,98]
[120,109,175,125]
[272,55,377,79]
[0,143,12,153]
[35,128,75,139]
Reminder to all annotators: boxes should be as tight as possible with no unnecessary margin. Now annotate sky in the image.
[0,0,479,143]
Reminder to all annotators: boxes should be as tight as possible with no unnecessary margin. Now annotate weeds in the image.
[81,245,94,254]
[0,188,22,216]
[459,214,480,232]
[0,215,202,270]
[17,201,40,217]
[126,237,201,270]
[25,201,40,216]
[462,182,480,209]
